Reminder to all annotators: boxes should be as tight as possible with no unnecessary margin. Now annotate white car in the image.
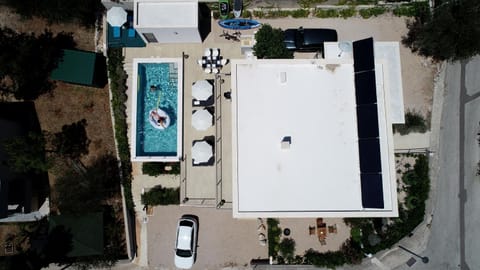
[174,215,198,269]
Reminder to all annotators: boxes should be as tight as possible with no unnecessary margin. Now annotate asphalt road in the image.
[395,57,480,270]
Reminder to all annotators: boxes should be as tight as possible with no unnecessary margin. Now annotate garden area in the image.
[210,1,428,20]
[263,154,430,268]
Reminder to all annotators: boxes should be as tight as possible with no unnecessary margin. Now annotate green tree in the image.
[253,24,293,59]
[402,0,480,61]
[0,27,75,100]
[53,119,90,159]
[279,238,296,262]
[55,155,121,214]
[2,132,51,173]
[4,0,104,28]
[141,185,180,206]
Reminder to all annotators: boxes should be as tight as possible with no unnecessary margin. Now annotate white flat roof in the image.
[135,0,198,28]
[231,59,398,218]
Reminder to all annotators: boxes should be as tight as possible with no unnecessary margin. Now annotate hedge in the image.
[107,48,134,211]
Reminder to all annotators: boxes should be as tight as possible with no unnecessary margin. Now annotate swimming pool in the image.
[131,58,183,161]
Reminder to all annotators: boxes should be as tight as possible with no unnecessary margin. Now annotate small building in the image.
[230,38,403,218]
[49,213,104,257]
[133,0,202,44]
[51,49,107,88]
[0,102,50,222]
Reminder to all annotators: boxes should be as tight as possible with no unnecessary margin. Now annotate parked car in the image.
[174,215,198,269]
[283,27,338,52]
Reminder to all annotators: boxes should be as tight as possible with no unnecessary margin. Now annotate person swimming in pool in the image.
[150,85,158,91]
[150,110,166,128]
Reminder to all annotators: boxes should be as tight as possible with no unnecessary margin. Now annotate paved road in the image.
[394,57,480,270]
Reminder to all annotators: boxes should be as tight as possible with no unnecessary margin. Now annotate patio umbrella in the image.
[192,109,213,131]
[192,80,213,101]
[107,7,128,27]
[192,141,213,164]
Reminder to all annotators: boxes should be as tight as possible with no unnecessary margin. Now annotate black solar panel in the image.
[356,104,379,139]
[353,37,375,72]
[360,173,384,208]
[358,138,382,173]
[354,70,377,105]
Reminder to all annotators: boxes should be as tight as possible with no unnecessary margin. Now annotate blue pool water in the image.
[136,63,178,157]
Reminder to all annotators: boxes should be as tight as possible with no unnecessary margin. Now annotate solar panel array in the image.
[353,38,384,209]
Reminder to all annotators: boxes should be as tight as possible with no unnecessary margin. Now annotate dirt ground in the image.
[0,7,96,51]
[0,6,123,254]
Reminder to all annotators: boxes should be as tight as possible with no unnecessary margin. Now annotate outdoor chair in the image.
[212,48,220,57]
[128,28,136,38]
[204,48,211,57]
[113,27,121,38]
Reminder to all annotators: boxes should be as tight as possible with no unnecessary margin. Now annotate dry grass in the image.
[0,7,126,255]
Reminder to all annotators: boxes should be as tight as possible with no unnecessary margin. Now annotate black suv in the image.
[284,27,338,52]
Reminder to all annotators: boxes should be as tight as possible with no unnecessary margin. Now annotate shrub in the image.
[253,10,265,18]
[393,2,428,17]
[267,218,282,258]
[304,249,346,268]
[393,110,428,135]
[141,185,180,206]
[350,227,362,243]
[107,48,134,211]
[315,9,339,18]
[142,162,180,176]
[242,10,253,18]
[279,238,296,261]
[291,9,310,18]
[359,7,387,18]
[253,24,293,59]
[339,7,356,18]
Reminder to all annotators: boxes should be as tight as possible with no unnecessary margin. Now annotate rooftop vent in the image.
[281,136,291,149]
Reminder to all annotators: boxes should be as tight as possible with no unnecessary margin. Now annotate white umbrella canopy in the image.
[192,109,213,131]
[107,7,128,27]
[192,141,213,164]
[192,80,213,101]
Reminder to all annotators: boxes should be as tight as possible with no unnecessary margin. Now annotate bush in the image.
[304,249,346,268]
[142,162,180,176]
[393,110,428,135]
[402,0,480,61]
[339,7,356,18]
[350,227,362,243]
[393,2,428,17]
[315,9,339,18]
[291,9,310,18]
[253,24,293,59]
[107,48,134,211]
[141,185,180,206]
[359,7,387,18]
[279,238,296,262]
[267,218,282,258]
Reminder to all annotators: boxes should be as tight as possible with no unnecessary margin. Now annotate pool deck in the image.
[124,20,252,210]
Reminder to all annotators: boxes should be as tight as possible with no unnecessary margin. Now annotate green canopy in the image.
[49,212,104,257]
[51,49,107,87]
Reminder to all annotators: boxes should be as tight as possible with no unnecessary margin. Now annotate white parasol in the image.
[192,109,213,131]
[192,141,213,164]
[107,7,128,27]
[192,80,213,101]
